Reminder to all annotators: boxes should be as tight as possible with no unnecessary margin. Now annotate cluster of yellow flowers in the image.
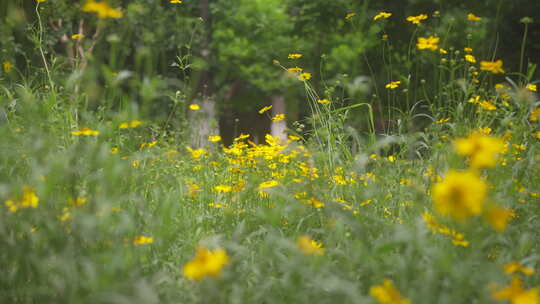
[4,186,39,213]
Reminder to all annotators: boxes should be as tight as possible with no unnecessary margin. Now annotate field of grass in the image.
[1,2,540,303]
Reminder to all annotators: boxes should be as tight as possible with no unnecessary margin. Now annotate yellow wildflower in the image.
[36,0,47,2]
[272,114,285,122]
[436,117,451,124]
[59,212,72,222]
[287,66,302,73]
[486,206,513,232]
[417,36,439,51]
[71,33,84,39]
[170,0,183,3]
[432,170,487,220]
[406,14,428,25]
[465,54,476,63]
[480,60,505,74]
[3,61,13,73]
[493,277,539,304]
[288,53,302,59]
[467,13,481,21]
[209,135,221,142]
[530,108,540,121]
[478,100,497,111]
[385,81,401,89]
[298,72,311,81]
[183,245,229,280]
[297,236,324,256]
[186,147,206,159]
[454,132,505,168]
[259,180,278,189]
[464,47,473,53]
[504,262,535,276]
[370,279,411,304]
[82,0,123,19]
[387,155,396,162]
[258,105,272,114]
[527,84,537,92]
[71,127,99,136]
[214,185,232,193]
[439,48,448,54]
[374,12,392,21]
[189,104,200,111]
[317,98,332,104]
[345,12,356,19]
[133,235,154,245]
[130,120,141,128]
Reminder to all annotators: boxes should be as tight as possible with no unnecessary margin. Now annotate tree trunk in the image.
[190,0,218,148]
[270,95,287,141]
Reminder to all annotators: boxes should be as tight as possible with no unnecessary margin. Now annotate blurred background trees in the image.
[1,0,538,144]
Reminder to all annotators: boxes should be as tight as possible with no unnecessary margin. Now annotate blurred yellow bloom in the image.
[258,105,272,114]
[36,0,46,2]
[183,245,229,280]
[272,114,285,122]
[287,66,302,73]
[465,54,476,63]
[288,53,302,59]
[186,147,206,159]
[133,235,154,245]
[82,0,123,19]
[417,36,439,51]
[504,262,535,276]
[464,47,473,53]
[486,206,513,232]
[370,279,411,304]
[454,132,504,168]
[209,135,221,142]
[214,185,232,193]
[527,84,537,92]
[119,120,141,129]
[387,155,396,162]
[59,212,72,222]
[170,0,183,3]
[385,81,401,89]
[480,60,505,74]
[374,12,392,21]
[345,12,357,19]
[189,104,200,111]
[439,48,448,54]
[467,13,481,21]
[531,108,540,121]
[259,180,278,189]
[493,277,539,304]
[298,72,311,81]
[71,33,84,39]
[478,100,497,111]
[3,61,13,73]
[130,120,141,128]
[317,98,332,104]
[432,170,486,220]
[406,14,428,25]
[436,117,451,124]
[72,127,99,136]
[297,236,324,255]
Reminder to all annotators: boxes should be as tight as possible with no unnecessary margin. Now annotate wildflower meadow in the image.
[1,0,539,303]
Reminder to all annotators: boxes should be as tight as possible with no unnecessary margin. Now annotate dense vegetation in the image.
[1,1,539,303]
